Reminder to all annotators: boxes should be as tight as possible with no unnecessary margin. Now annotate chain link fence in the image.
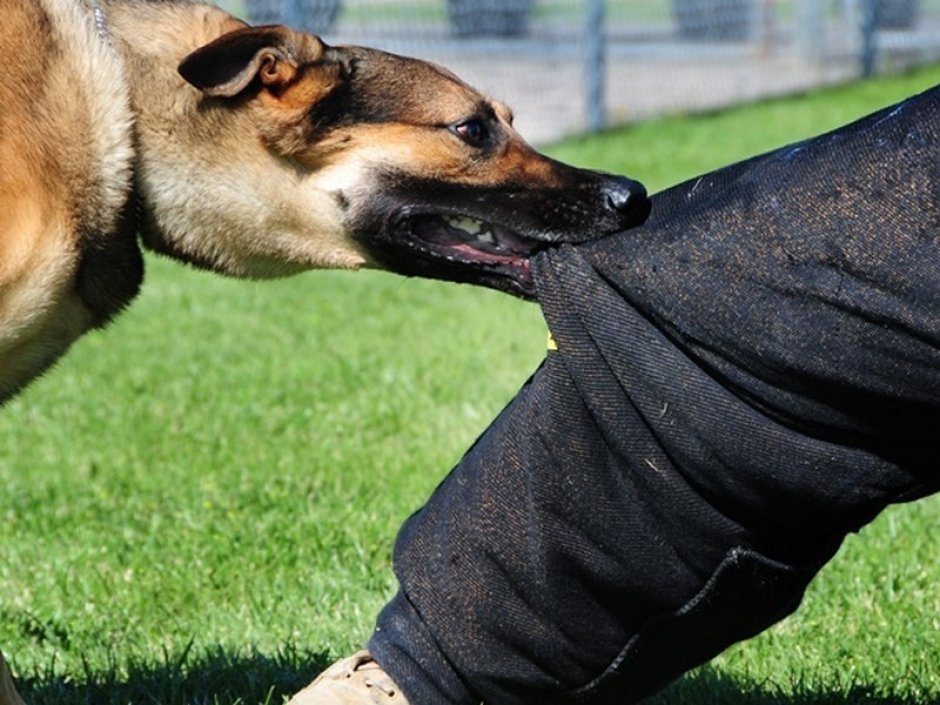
[216,0,940,144]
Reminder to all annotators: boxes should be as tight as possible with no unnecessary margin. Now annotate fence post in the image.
[585,0,606,134]
[859,0,878,77]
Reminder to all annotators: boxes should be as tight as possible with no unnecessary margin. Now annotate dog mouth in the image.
[412,214,539,261]
[394,212,547,297]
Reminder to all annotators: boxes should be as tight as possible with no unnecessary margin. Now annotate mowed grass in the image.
[2,65,940,704]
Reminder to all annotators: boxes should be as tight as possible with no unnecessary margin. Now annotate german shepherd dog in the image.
[0,0,651,699]
[0,0,650,406]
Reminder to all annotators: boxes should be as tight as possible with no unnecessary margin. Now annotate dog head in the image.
[174,23,650,297]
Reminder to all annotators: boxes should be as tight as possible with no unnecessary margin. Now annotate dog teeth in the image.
[433,215,523,256]
[446,216,483,235]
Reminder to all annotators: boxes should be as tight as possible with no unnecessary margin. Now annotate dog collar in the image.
[88,0,111,45]
[94,7,109,41]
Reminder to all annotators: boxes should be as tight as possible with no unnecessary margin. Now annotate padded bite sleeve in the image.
[370,85,940,705]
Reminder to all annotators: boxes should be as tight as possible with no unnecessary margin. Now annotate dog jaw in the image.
[327,125,650,298]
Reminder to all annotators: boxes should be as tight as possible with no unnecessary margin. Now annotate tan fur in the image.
[102,0,372,276]
[311,122,564,185]
[0,0,374,400]
[0,0,132,400]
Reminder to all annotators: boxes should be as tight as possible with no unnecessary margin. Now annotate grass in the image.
[2,65,940,705]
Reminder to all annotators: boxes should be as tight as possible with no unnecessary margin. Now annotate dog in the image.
[0,0,651,699]
[0,0,650,406]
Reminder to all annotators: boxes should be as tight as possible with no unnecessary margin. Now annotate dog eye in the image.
[453,119,489,146]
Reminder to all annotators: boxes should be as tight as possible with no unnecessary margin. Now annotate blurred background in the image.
[215,0,940,144]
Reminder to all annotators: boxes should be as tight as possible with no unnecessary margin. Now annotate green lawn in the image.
[2,65,940,705]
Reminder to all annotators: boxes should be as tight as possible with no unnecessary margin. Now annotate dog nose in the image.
[603,176,651,225]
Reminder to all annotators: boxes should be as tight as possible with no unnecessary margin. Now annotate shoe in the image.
[287,651,408,705]
[0,651,25,705]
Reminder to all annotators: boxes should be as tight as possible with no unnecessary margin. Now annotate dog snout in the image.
[602,176,651,226]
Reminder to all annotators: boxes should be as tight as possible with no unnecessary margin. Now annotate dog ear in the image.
[178,26,325,98]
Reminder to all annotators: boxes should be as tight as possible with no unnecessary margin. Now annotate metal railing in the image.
[216,0,940,144]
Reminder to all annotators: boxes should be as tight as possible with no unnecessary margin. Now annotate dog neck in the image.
[100,0,370,278]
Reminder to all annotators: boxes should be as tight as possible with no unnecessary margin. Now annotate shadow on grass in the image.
[15,650,936,705]
[17,643,332,705]
[648,665,935,705]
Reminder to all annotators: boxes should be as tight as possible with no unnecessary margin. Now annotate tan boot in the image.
[287,651,407,705]
[0,651,25,705]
